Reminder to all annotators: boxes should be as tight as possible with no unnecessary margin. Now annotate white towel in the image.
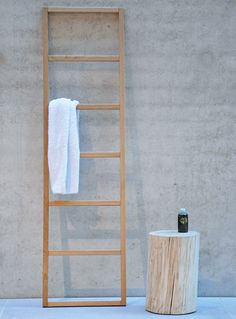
[48,98,80,194]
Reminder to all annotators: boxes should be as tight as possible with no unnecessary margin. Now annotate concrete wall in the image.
[0,0,236,298]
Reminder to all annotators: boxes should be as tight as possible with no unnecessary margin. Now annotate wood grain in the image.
[77,104,120,110]
[48,249,121,256]
[42,7,49,308]
[49,200,120,206]
[47,300,122,307]
[47,7,119,13]
[42,7,126,307]
[48,55,120,62]
[80,152,120,158]
[146,231,200,315]
[118,8,126,306]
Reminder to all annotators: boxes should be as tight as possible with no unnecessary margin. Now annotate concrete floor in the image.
[0,297,235,319]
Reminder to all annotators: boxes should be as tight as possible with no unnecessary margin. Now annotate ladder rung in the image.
[80,152,120,158]
[47,7,120,13]
[77,104,120,110]
[48,249,121,256]
[47,300,123,307]
[48,55,120,62]
[49,200,120,206]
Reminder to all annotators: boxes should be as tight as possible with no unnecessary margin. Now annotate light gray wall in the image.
[0,0,236,298]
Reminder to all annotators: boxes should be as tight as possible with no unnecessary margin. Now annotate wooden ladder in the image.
[42,7,126,307]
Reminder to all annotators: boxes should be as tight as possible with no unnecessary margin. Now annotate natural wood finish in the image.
[43,7,126,307]
[47,300,122,307]
[77,104,120,110]
[42,7,49,308]
[146,231,200,315]
[80,152,120,158]
[49,249,121,256]
[48,55,119,62]
[47,7,119,13]
[49,200,120,206]
[118,8,126,306]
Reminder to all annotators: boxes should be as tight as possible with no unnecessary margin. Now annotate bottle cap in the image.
[179,208,187,215]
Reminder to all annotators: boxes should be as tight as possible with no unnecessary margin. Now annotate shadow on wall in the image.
[53,102,148,298]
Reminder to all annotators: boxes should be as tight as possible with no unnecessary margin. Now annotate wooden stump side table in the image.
[146,230,200,315]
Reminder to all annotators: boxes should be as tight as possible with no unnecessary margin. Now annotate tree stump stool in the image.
[146,230,200,315]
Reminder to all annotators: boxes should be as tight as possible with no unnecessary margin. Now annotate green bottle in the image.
[178,208,188,233]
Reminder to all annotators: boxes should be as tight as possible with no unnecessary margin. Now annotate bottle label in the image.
[179,216,187,225]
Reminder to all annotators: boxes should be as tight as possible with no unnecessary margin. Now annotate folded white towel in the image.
[48,98,80,194]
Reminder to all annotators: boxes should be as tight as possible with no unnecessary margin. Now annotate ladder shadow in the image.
[125,94,148,296]
[57,110,122,297]
[56,101,148,298]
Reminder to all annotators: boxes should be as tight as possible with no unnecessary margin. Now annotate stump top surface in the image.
[149,230,199,238]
